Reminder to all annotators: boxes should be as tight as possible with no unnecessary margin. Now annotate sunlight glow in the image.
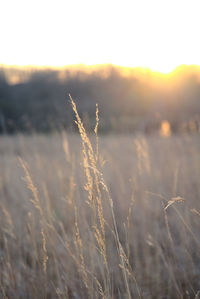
[1,0,200,73]
[160,121,171,137]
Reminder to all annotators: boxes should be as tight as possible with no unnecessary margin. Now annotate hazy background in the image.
[0,64,200,135]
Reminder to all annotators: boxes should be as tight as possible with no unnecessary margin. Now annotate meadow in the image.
[0,102,200,298]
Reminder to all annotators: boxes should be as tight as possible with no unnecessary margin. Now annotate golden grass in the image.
[0,102,200,298]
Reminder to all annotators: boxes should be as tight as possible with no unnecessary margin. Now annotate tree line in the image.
[0,65,200,134]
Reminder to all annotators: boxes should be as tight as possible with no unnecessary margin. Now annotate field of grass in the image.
[0,105,200,298]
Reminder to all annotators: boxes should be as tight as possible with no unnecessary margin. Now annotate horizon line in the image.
[1,62,200,74]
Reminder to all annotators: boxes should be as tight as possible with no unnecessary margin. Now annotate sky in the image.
[1,0,200,73]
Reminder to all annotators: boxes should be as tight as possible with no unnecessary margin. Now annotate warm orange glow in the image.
[160,121,171,137]
[2,64,200,88]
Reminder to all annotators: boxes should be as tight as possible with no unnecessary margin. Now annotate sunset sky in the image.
[1,0,200,73]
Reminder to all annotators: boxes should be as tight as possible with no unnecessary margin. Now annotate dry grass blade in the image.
[164,196,185,210]
[191,209,200,217]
